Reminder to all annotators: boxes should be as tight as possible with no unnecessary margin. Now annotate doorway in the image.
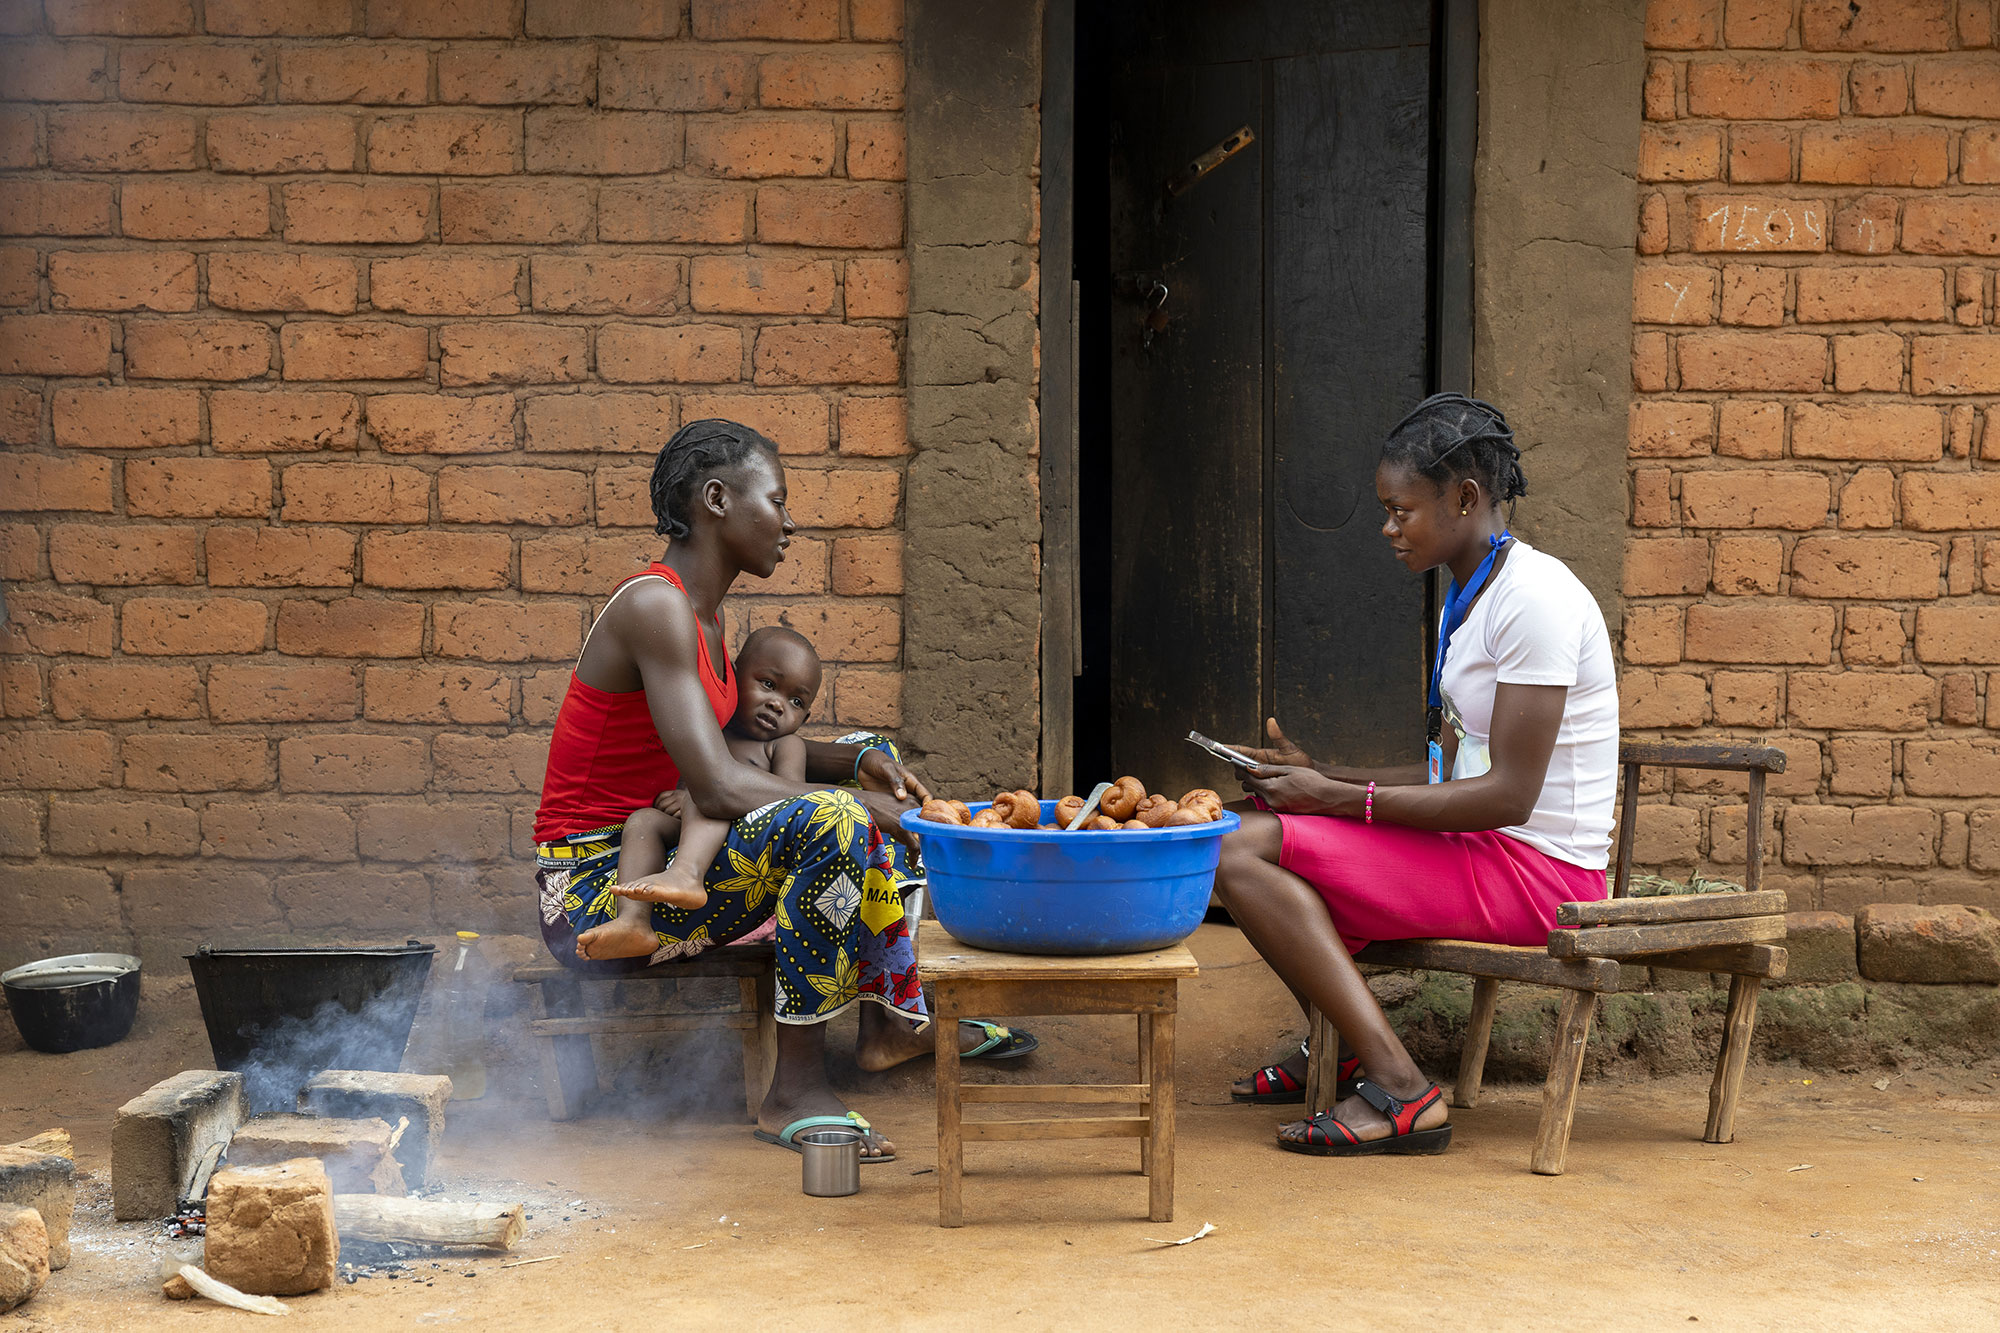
[1046,0,1475,798]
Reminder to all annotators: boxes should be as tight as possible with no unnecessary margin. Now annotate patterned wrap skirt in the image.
[534,735,927,1028]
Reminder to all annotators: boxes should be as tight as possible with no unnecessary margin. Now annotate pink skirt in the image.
[1270,812,1609,952]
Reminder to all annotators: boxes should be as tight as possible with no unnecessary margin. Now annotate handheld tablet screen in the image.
[1186,730,1260,768]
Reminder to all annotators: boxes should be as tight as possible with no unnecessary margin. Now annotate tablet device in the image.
[1186,730,1261,768]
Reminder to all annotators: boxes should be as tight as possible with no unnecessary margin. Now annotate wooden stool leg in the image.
[1137,1011,1153,1177]
[1706,973,1762,1144]
[736,976,771,1122]
[934,988,964,1227]
[1454,978,1500,1109]
[1530,989,1596,1176]
[535,974,600,1122]
[1147,1007,1175,1224]
[1304,1005,1337,1115]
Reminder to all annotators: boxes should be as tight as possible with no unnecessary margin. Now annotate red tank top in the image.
[534,564,737,842]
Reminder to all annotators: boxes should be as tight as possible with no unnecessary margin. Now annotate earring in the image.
[1460,507,1468,515]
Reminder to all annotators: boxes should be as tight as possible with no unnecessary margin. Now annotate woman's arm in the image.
[1228,717,1430,788]
[800,739,931,804]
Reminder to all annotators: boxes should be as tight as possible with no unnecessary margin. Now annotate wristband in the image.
[1364,781,1376,824]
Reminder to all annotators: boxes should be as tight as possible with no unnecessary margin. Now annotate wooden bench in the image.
[923,928,1197,1227]
[1305,739,1790,1175]
[515,943,778,1122]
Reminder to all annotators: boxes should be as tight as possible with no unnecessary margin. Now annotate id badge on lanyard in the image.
[1427,738,1444,785]
[1427,532,1510,787]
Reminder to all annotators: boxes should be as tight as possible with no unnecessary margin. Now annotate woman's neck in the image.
[659,539,735,619]
[1445,512,1512,588]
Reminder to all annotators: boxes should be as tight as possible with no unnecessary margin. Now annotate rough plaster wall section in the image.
[1475,0,1646,620]
[902,0,1042,791]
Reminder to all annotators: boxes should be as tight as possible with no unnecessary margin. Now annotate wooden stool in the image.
[922,928,1197,1227]
[514,943,778,1122]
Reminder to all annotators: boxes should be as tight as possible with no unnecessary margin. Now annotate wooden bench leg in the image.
[1137,1011,1153,1177]
[736,974,776,1123]
[934,987,964,1228]
[1705,973,1762,1145]
[1530,989,1596,1176]
[535,974,599,1122]
[1454,978,1500,1109]
[1147,1006,1175,1224]
[1304,1004,1337,1116]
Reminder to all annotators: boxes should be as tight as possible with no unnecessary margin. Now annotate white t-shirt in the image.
[1437,540,1618,869]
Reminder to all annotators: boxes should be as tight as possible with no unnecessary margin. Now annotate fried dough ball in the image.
[991,789,1042,829]
[969,807,1007,828]
[1101,776,1147,821]
[920,798,967,825]
[1053,795,1087,827]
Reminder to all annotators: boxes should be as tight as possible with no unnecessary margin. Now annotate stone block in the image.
[203,1158,338,1296]
[112,1069,246,1220]
[1778,910,1860,985]
[224,1114,405,1196]
[0,1149,71,1269]
[298,1070,451,1189]
[1856,904,2000,984]
[0,1206,48,1312]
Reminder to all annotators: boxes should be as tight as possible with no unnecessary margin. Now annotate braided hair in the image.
[1379,392,1528,513]
[648,418,779,540]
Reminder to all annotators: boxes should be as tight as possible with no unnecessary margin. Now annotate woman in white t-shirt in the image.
[1214,394,1617,1157]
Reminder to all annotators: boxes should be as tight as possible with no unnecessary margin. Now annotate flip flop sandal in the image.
[1277,1079,1452,1157]
[752,1112,897,1164]
[1230,1045,1362,1104]
[960,1019,1037,1061]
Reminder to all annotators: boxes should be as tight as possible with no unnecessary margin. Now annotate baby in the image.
[576,626,820,962]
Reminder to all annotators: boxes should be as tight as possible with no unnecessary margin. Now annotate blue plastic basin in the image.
[902,800,1238,956]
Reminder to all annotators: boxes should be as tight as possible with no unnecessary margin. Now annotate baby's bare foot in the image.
[574,914,660,961]
[613,871,708,910]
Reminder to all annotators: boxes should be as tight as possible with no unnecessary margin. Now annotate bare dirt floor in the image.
[3,922,1996,1331]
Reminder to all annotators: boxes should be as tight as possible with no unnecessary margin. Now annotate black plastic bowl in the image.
[2,952,143,1053]
[185,941,435,1111]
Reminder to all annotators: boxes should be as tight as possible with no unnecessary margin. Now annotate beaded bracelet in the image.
[853,743,890,784]
[1364,781,1376,824]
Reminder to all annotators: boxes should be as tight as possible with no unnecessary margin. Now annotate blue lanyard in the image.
[1427,532,1512,730]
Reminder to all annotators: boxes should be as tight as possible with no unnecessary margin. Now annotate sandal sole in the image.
[1276,1125,1453,1158]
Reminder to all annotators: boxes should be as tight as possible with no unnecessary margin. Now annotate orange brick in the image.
[1720,264,1785,325]
[692,0,837,39]
[1791,535,1940,598]
[1832,332,1906,391]
[597,322,740,383]
[0,589,112,655]
[282,321,429,381]
[1914,605,2000,663]
[126,457,268,518]
[520,532,653,592]
[1902,197,2000,255]
[1689,194,1827,252]
[433,731,554,792]
[1633,264,1717,324]
[46,0,192,35]
[681,391,827,454]
[369,392,517,453]
[1723,0,1794,45]
[1728,124,1792,182]
[277,43,427,103]
[1686,58,1840,118]
[439,43,595,104]
[844,256,906,318]
[0,40,110,102]
[1681,469,1829,528]
[122,734,273,791]
[831,665,900,727]
[281,461,430,523]
[275,598,425,657]
[838,395,906,455]
[282,181,429,244]
[1628,399,1714,456]
[0,248,36,305]
[528,0,675,36]
[753,324,896,385]
[1789,670,1934,730]
[752,533,826,593]
[1647,0,1721,47]
[119,41,267,102]
[359,801,509,862]
[522,390,678,454]
[522,667,567,722]
[441,322,590,386]
[1839,465,1898,528]
[1644,56,1679,120]
[121,178,268,240]
[1622,605,1682,664]
[691,256,835,315]
[205,526,356,587]
[440,181,592,243]
[686,114,834,178]
[433,599,582,661]
[1619,670,1709,727]
[1638,192,1669,255]
[206,109,356,173]
[0,729,116,789]
[850,0,901,39]
[0,383,36,444]
[1632,467,1674,526]
[1783,805,1935,866]
[1850,60,1910,115]
[125,318,271,380]
[207,660,356,716]
[371,255,520,316]
[1900,472,2000,529]
[3,456,111,513]
[1913,56,2000,115]
[211,389,360,453]
[48,523,198,583]
[438,465,589,524]
[1711,669,1781,726]
[1800,125,1948,186]
[1800,0,1953,50]
[760,50,902,110]
[1678,331,1826,391]
[1903,739,2000,796]
[600,44,751,108]
[830,532,901,595]
[0,313,110,374]
[208,252,359,314]
[1829,734,1894,794]
[756,182,902,247]
[1842,605,1908,665]
[1685,603,1835,663]
[368,110,521,174]
[1710,534,1783,592]
[47,798,199,855]
[362,664,510,723]
[367,0,515,38]
[201,799,356,859]
[593,465,653,527]
[280,735,429,794]
[744,598,898,662]
[120,595,266,654]
[847,120,904,181]
[785,466,900,528]
[1791,401,1943,459]
[1912,335,2000,392]
[361,530,512,589]
[598,181,750,243]
[47,249,194,311]
[530,255,682,315]
[49,662,199,719]
[0,180,113,237]
[1962,127,2000,184]
[526,108,681,174]
[1947,533,1977,593]
[52,386,201,448]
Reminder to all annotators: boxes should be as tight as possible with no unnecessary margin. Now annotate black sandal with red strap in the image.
[1277,1078,1453,1157]
[1230,1044,1361,1105]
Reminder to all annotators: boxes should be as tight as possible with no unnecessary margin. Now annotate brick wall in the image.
[1631,0,1999,911]
[0,0,909,964]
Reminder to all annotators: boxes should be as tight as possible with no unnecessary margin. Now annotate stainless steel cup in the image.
[799,1127,861,1197]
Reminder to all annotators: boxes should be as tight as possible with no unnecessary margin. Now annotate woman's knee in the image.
[1215,813,1284,895]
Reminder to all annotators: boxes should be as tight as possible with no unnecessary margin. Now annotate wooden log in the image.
[1644,943,1788,979]
[331,1195,524,1250]
[1617,741,1786,774]
[1452,978,1499,1110]
[1547,915,1785,958]
[1355,939,1623,991]
[1557,889,1786,927]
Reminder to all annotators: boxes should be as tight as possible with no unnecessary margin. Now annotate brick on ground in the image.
[1778,911,1860,985]
[0,1148,71,1270]
[0,1206,48,1313]
[297,1070,451,1189]
[203,1158,338,1297]
[1855,904,2000,984]
[112,1069,246,1220]
[224,1113,405,1196]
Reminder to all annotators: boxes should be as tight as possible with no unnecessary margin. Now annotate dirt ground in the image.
[3,922,1996,1330]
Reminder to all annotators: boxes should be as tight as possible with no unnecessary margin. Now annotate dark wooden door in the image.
[1100,0,1436,797]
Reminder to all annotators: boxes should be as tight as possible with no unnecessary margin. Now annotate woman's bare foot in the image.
[574,908,660,961]
[612,869,707,909]
[1275,1076,1447,1146]
[757,1087,895,1160]
[853,1009,1014,1072]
